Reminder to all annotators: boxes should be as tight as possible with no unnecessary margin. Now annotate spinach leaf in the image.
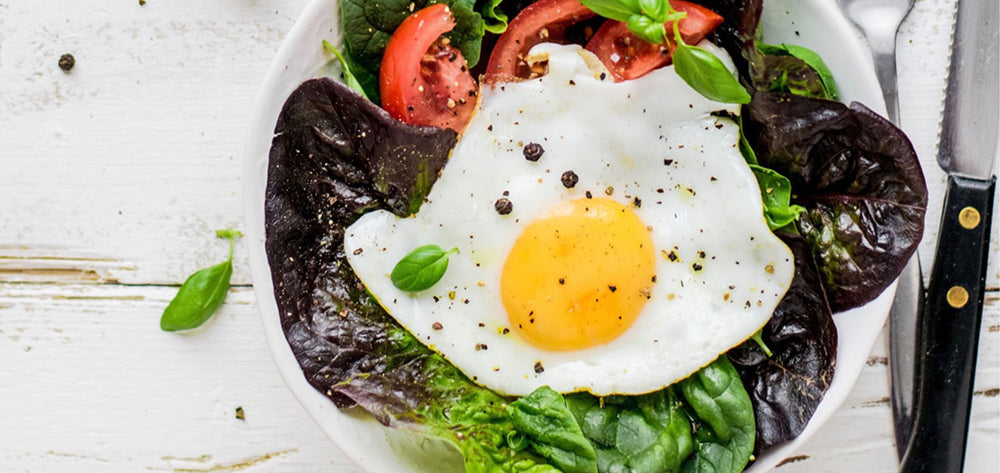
[322,39,369,100]
[728,234,837,451]
[508,386,599,473]
[391,245,459,292]
[748,164,805,231]
[341,0,486,102]
[673,44,751,104]
[678,356,755,473]
[758,43,838,100]
[566,390,693,473]
[160,229,241,332]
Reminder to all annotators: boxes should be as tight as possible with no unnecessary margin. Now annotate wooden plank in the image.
[0,284,996,472]
[0,284,354,472]
[0,0,307,286]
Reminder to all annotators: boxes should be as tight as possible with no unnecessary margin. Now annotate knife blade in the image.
[898,0,998,470]
[889,256,922,459]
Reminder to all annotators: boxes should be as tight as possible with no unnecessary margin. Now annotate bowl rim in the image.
[243,0,895,471]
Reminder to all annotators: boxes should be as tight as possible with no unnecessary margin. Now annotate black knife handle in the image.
[900,174,996,473]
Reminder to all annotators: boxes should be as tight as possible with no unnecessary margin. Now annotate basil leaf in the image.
[638,0,670,23]
[391,245,458,292]
[673,44,752,104]
[160,229,241,332]
[322,39,369,100]
[626,14,666,45]
[679,356,755,473]
[578,0,642,23]
[758,43,839,100]
[508,386,599,473]
[749,164,806,230]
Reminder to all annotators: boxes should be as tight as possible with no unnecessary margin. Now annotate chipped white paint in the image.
[0,0,995,472]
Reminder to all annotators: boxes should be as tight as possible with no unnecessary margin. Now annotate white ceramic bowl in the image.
[244,1,893,471]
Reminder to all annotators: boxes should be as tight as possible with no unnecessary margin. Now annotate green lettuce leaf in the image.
[477,0,509,33]
[749,165,806,231]
[757,43,839,100]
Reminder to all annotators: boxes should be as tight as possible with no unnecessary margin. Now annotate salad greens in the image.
[341,0,490,101]
[579,0,750,104]
[728,234,837,451]
[160,229,241,332]
[748,165,805,231]
[322,39,369,100]
[678,356,754,473]
[508,387,599,473]
[672,44,750,104]
[263,0,928,470]
[743,93,927,311]
[567,389,694,473]
[391,245,460,292]
[564,356,754,473]
[266,79,762,473]
[577,0,686,44]
[757,43,839,100]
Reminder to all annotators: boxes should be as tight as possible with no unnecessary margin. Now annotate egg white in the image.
[344,42,794,397]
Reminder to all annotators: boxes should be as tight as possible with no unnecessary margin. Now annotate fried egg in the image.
[343,42,794,397]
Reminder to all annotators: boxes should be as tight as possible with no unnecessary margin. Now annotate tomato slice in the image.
[484,0,597,81]
[585,1,723,81]
[380,4,477,132]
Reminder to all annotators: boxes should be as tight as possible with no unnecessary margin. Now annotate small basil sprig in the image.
[579,0,684,45]
[578,0,750,104]
[160,229,241,332]
[390,245,458,292]
[322,39,369,100]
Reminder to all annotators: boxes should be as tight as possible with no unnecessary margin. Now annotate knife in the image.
[898,0,998,470]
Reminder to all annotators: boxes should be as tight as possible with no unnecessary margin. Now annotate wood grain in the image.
[0,0,996,471]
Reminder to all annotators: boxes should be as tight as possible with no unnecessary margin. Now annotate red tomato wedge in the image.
[585,1,723,81]
[380,4,478,132]
[484,0,597,81]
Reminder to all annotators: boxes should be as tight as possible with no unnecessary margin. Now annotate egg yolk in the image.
[500,197,656,351]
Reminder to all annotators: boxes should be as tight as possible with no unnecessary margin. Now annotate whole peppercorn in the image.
[561,170,579,188]
[495,197,513,215]
[58,54,75,72]
[522,142,544,162]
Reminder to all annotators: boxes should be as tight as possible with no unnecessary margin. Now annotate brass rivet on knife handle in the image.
[958,206,981,229]
[946,286,969,309]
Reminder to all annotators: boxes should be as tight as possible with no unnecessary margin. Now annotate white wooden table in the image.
[1,0,997,471]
